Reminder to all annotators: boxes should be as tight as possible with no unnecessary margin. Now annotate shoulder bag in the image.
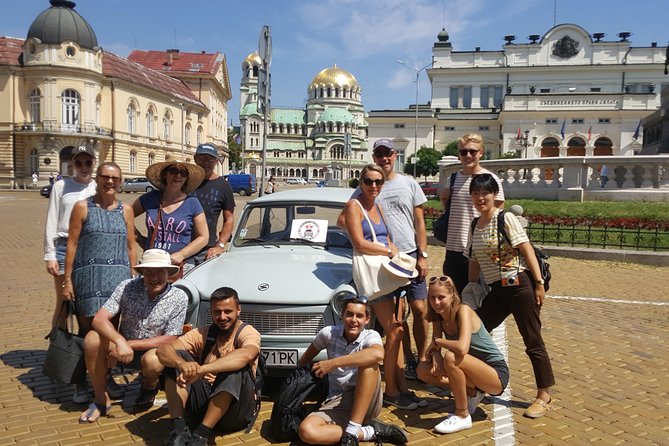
[42,302,86,385]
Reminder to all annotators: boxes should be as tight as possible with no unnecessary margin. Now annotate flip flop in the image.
[78,401,111,424]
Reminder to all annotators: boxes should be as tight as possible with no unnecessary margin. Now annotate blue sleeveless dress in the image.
[73,198,131,317]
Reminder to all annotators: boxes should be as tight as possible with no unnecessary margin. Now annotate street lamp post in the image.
[398,60,432,178]
[519,129,537,158]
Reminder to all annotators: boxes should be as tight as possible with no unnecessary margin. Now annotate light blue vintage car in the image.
[175,187,357,374]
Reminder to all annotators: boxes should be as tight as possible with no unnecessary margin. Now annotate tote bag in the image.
[42,302,86,385]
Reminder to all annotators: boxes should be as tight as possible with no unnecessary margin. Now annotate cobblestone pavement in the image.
[1,191,668,445]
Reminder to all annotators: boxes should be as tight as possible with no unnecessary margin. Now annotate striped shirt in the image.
[446,169,504,252]
[467,209,529,284]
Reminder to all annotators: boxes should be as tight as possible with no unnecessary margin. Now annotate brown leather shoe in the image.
[523,397,551,418]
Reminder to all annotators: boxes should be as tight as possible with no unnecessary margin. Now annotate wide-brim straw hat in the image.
[134,249,180,275]
[145,159,205,194]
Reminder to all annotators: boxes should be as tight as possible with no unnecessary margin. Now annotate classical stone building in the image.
[0,0,231,188]
[239,52,368,182]
[369,24,667,163]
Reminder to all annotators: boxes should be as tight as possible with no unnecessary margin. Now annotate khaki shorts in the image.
[310,375,382,426]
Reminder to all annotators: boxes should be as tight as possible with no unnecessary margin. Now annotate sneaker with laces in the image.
[106,375,125,399]
[383,392,418,410]
[404,358,417,380]
[72,383,89,404]
[434,413,472,434]
[163,426,191,446]
[340,432,359,446]
[467,390,485,414]
[403,390,428,408]
[368,419,407,445]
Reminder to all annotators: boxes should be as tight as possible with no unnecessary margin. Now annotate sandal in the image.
[78,401,111,424]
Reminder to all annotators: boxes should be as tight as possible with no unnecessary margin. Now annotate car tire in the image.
[238,188,247,196]
[145,186,154,193]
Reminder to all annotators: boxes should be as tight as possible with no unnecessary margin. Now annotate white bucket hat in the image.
[134,249,180,275]
[382,252,418,279]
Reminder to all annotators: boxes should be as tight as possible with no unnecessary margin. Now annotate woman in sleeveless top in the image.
[418,275,509,434]
[62,162,137,333]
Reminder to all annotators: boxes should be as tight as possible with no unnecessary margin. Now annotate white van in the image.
[285,178,307,185]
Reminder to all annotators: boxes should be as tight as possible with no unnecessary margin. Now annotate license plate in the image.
[261,349,298,366]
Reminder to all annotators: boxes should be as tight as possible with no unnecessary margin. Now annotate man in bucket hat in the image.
[78,249,188,423]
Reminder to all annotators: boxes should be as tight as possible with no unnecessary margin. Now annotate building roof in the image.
[244,51,261,67]
[27,0,98,50]
[310,65,359,88]
[317,108,354,123]
[0,37,23,65]
[102,51,204,107]
[240,102,260,116]
[271,108,306,125]
[127,49,222,76]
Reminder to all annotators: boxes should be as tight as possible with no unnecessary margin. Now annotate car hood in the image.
[180,246,353,305]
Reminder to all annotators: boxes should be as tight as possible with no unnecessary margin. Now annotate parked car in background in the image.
[120,177,154,193]
[315,180,327,188]
[225,173,257,196]
[175,188,356,375]
[419,181,438,198]
[285,177,308,185]
[40,184,52,198]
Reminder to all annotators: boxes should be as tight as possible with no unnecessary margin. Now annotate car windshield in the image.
[234,202,351,249]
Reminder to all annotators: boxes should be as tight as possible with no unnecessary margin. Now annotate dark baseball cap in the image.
[195,143,218,158]
[373,139,396,156]
[71,145,96,159]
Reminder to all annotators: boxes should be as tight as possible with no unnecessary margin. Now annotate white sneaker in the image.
[434,414,472,434]
[467,390,485,414]
[72,383,89,404]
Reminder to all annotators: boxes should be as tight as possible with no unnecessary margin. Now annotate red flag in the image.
[516,127,521,140]
[587,125,592,142]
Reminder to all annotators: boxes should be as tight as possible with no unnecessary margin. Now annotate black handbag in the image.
[433,173,457,243]
[42,302,86,385]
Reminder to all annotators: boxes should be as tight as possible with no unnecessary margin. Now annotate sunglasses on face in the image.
[74,159,93,168]
[373,150,394,159]
[362,177,384,187]
[166,166,189,177]
[98,175,121,183]
[459,149,480,157]
[428,275,451,284]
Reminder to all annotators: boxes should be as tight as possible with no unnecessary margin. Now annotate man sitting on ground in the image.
[78,249,188,423]
[298,296,408,446]
[157,287,261,446]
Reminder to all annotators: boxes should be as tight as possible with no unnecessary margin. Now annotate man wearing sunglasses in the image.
[439,133,505,294]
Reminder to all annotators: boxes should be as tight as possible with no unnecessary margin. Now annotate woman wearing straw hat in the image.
[132,159,208,275]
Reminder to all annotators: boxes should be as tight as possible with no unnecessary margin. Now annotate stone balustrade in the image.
[438,155,669,202]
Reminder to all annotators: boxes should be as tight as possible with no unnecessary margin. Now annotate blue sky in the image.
[3,0,668,125]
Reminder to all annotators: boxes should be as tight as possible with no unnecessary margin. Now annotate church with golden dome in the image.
[239,53,368,182]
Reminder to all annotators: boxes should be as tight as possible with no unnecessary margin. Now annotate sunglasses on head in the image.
[459,149,480,157]
[166,166,189,177]
[362,177,384,187]
[428,276,451,284]
[98,174,121,183]
[74,159,93,168]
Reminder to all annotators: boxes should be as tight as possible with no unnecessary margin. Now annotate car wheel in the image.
[146,186,154,193]
[238,188,247,196]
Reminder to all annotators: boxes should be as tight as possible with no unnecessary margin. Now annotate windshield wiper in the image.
[280,237,325,249]
[240,237,279,247]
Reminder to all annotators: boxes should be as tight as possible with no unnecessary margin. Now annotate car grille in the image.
[237,311,325,336]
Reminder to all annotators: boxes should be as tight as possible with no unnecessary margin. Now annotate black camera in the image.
[501,274,520,287]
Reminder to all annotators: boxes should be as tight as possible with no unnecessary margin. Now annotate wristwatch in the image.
[217,242,226,249]
[536,278,545,285]
[420,251,428,259]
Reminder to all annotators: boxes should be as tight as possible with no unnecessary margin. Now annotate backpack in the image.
[268,365,329,442]
[470,210,551,291]
[201,322,267,434]
[432,172,458,243]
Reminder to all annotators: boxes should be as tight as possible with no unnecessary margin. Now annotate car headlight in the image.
[331,289,358,318]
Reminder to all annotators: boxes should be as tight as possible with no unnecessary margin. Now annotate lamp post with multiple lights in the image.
[398,60,432,178]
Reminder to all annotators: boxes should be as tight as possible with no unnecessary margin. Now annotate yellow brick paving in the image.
[1,191,668,445]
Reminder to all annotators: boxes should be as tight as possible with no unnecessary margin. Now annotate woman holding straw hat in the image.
[132,159,208,274]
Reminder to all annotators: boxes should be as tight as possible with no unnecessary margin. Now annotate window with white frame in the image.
[572,118,584,124]
[197,126,203,145]
[146,108,155,138]
[129,151,137,173]
[148,152,155,166]
[480,85,503,108]
[127,103,136,134]
[450,86,472,108]
[95,96,101,127]
[598,118,611,124]
[29,88,41,123]
[393,123,405,128]
[185,123,191,146]
[30,148,39,173]
[163,112,171,140]
[61,89,80,131]
[545,118,558,124]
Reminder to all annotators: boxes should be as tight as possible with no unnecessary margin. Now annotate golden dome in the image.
[244,51,261,66]
[310,65,359,88]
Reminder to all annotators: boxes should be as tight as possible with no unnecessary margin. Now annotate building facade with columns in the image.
[239,52,368,182]
[368,24,667,164]
[0,0,231,188]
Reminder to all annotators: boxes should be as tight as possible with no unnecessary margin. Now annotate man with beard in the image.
[157,287,261,446]
[298,296,407,446]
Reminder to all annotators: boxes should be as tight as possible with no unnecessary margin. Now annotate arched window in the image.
[197,126,203,145]
[163,111,171,140]
[185,123,192,146]
[30,148,39,174]
[61,89,80,132]
[127,103,136,134]
[594,137,613,156]
[29,88,41,123]
[540,137,560,157]
[129,151,137,173]
[567,137,586,156]
[146,108,155,138]
[95,95,101,127]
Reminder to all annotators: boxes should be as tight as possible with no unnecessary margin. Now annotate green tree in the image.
[403,146,442,179]
[227,128,242,171]
[442,140,459,157]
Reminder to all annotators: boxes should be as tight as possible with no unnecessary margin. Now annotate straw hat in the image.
[382,252,418,279]
[134,249,180,275]
[145,159,205,194]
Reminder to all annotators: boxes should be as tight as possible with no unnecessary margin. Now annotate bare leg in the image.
[372,299,405,396]
[51,275,67,329]
[139,349,164,390]
[164,376,188,419]
[350,364,380,424]
[410,299,430,361]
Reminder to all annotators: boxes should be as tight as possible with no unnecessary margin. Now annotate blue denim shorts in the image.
[55,237,67,276]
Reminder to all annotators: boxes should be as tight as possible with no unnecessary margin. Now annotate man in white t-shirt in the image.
[439,133,505,294]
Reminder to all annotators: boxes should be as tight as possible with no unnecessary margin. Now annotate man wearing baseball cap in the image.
[78,249,188,423]
[190,143,235,265]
